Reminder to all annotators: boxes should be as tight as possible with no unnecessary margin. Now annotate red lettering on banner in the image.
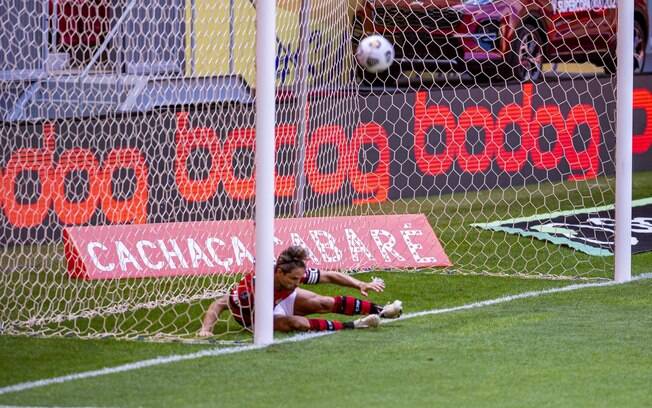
[349,122,390,204]
[633,88,652,154]
[564,104,600,181]
[2,123,55,227]
[222,128,255,200]
[53,148,101,225]
[413,91,457,175]
[496,84,534,173]
[101,148,148,224]
[175,112,222,202]
[275,124,297,197]
[306,125,348,194]
[63,214,451,279]
[530,106,566,170]
[455,106,497,173]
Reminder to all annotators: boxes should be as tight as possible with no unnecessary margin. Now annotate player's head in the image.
[274,246,308,291]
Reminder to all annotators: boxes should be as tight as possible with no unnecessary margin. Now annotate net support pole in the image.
[79,0,137,80]
[615,0,634,283]
[254,0,276,345]
[294,0,311,217]
[50,0,58,53]
[229,0,235,74]
[190,0,197,75]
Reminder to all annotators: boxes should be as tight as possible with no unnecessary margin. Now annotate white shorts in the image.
[273,290,297,317]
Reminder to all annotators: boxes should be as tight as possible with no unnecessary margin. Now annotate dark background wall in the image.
[1,75,651,245]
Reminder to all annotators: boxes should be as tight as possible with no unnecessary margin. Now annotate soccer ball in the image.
[355,35,395,74]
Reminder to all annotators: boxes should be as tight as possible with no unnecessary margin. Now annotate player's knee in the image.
[274,316,309,332]
[319,297,335,313]
[316,297,334,313]
[288,317,310,332]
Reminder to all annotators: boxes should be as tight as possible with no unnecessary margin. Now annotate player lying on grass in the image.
[199,245,403,336]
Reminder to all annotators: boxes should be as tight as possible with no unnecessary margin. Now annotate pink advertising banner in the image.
[63,214,450,280]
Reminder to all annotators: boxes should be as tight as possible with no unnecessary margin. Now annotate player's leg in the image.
[292,288,335,315]
[273,315,311,332]
[293,288,378,316]
[331,295,403,318]
[293,288,402,319]
[273,314,380,332]
[274,290,379,331]
[274,291,347,332]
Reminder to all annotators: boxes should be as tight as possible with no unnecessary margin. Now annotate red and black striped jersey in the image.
[228,267,320,327]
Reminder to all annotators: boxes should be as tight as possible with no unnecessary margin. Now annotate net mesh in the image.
[0,0,642,341]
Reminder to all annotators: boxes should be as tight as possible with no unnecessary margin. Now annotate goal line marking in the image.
[1,274,649,397]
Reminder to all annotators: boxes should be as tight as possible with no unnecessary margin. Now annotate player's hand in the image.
[198,328,213,337]
[359,277,385,297]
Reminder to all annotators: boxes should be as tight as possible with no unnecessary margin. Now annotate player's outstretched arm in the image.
[319,270,385,297]
[198,294,229,337]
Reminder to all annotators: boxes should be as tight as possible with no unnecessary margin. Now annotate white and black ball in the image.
[355,35,395,73]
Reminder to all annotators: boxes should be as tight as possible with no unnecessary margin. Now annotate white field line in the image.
[387,279,621,323]
[1,274,650,397]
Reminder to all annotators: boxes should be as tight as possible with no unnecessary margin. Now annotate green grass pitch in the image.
[0,172,651,406]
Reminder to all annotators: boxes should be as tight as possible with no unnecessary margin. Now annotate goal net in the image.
[0,0,644,341]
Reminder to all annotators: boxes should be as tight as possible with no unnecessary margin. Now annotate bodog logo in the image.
[174,112,390,205]
[1,124,148,228]
[0,114,391,229]
[414,85,652,179]
[414,84,600,177]
[1,85,651,230]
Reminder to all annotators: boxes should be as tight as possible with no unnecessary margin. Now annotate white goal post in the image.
[615,0,634,283]
[254,0,276,346]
